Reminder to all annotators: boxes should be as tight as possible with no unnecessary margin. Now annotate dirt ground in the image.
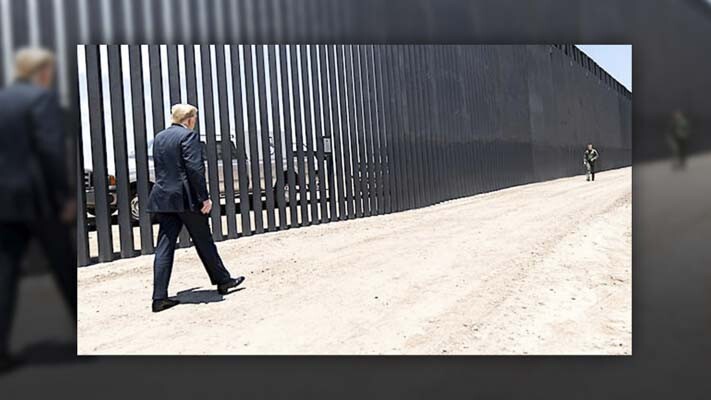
[77,167,631,355]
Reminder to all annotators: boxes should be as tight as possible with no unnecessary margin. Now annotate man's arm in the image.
[591,149,599,162]
[30,91,71,208]
[180,130,209,205]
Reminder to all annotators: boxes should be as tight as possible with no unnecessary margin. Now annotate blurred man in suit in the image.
[147,104,244,313]
[0,48,76,371]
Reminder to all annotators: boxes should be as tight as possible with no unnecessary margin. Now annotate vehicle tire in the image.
[129,189,141,222]
[274,181,296,205]
[130,185,157,224]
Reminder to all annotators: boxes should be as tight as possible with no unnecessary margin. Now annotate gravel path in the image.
[78,167,631,355]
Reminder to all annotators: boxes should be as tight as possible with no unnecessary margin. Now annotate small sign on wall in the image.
[323,136,332,154]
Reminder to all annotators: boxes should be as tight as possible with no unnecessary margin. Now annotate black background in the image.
[3,0,711,398]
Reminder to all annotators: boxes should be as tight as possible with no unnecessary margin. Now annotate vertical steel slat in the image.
[473,46,486,194]
[413,46,432,207]
[459,46,470,196]
[421,46,436,202]
[271,0,285,43]
[420,46,438,204]
[428,45,442,201]
[449,46,463,198]
[336,45,355,219]
[106,45,135,258]
[395,46,415,210]
[37,0,56,48]
[408,45,423,206]
[429,45,445,203]
[390,44,405,212]
[436,46,452,200]
[353,45,370,217]
[465,46,477,196]
[328,44,347,221]
[86,0,103,44]
[268,45,288,230]
[199,45,224,241]
[354,45,371,217]
[361,45,379,215]
[365,45,381,214]
[454,46,471,197]
[149,0,164,43]
[215,45,238,239]
[299,44,319,224]
[290,45,309,225]
[344,45,363,218]
[229,45,253,236]
[383,45,403,213]
[464,46,481,195]
[406,45,426,208]
[129,46,154,254]
[311,45,329,223]
[421,44,434,204]
[0,0,6,86]
[403,45,424,207]
[374,45,392,214]
[399,45,417,209]
[11,0,29,47]
[363,45,378,216]
[85,45,113,262]
[450,46,463,198]
[318,44,338,222]
[148,45,164,160]
[256,45,276,231]
[349,45,366,216]
[112,0,128,43]
[342,44,358,217]
[76,46,90,266]
[278,44,299,228]
[166,45,180,103]
[244,45,264,233]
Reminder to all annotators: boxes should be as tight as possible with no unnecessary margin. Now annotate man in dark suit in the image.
[0,48,76,371]
[147,104,244,313]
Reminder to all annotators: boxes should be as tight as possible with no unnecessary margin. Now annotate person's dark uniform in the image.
[584,146,599,181]
[146,123,243,312]
[668,110,689,169]
[0,80,75,367]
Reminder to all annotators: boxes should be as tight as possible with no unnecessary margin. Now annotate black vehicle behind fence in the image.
[85,138,322,222]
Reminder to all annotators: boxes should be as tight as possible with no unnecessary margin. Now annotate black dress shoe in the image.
[152,299,180,313]
[217,276,245,295]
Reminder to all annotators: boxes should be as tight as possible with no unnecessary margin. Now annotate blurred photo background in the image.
[0,0,710,398]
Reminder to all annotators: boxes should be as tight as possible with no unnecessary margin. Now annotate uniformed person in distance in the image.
[146,104,244,313]
[583,143,599,181]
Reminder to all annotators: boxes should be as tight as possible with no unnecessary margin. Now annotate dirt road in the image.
[78,167,631,355]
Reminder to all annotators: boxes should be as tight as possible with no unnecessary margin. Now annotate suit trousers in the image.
[152,212,231,300]
[0,219,76,355]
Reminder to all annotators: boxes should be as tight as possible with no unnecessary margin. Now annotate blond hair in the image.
[15,47,55,80]
[171,104,198,124]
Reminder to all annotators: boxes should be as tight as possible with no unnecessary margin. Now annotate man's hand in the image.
[201,199,212,215]
[60,198,76,223]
